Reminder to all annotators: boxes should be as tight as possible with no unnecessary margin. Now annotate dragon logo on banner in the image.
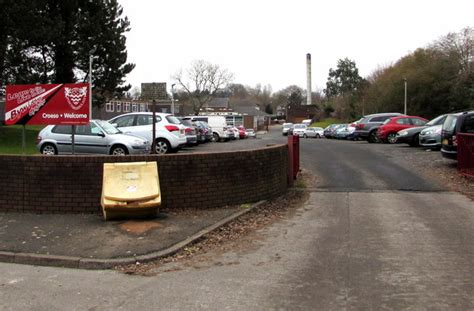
[64,86,88,111]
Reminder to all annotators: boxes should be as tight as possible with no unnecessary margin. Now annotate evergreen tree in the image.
[0,0,134,107]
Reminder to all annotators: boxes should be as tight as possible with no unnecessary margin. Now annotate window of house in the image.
[132,104,138,112]
[106,102,114,112]
[140,104,145,112]
[124,103,130,112]
[116,103,122,112]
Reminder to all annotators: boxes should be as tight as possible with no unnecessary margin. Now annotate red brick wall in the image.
[0,145,288,213]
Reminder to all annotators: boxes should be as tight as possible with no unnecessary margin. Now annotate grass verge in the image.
[0,125,43,154]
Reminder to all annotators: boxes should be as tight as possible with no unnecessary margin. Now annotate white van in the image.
[187,115,231,142]
[302,119,312,126]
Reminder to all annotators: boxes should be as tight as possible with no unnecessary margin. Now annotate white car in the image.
[304,127,324,138]
[292,123,307,137]
[282,123,294,136]
[109,112,186,154]
[232,126,240,140]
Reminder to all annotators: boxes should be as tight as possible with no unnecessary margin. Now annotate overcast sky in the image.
[119,0,473,94]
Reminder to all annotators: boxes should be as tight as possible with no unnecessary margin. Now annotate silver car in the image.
[419,125,442,149]
[304,127,324,138]
[37,120,150,155]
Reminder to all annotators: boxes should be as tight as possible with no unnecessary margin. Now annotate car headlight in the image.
[398,130,408,136]
[133,139,144,146]
[422,130,433,135]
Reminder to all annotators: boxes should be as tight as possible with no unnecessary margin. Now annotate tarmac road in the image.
[1,126,473,310]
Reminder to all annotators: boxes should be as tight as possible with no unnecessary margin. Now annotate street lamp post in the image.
[404,78,407,115]
[171,83,176,114]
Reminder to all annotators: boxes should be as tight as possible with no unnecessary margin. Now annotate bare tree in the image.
[173,60,234,115]
[432,27,474,74]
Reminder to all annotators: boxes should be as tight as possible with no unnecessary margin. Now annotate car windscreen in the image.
[97,120,121,134]
[283,124,293,128]
[166,115,181,125]
[442,115,458,132]
[294,124,306,129]
[426,114,446,126]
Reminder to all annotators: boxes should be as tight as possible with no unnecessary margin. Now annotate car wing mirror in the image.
[97,132,105,137]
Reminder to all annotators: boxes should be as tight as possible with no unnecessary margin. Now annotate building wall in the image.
[0,145,288,214]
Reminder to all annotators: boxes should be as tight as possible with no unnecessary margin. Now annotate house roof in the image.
[208,97,229,108]
[233,105,270,116]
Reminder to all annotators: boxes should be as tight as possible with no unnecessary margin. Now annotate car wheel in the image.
[316,134,320,138]
[409,134,420,147]
[303,134,307,138]
[155,138,170,154]
[212,133,220,142]
[110,145,128,156]
[387,133,397,144]
[368,131,379,143]
[40,143,57,155]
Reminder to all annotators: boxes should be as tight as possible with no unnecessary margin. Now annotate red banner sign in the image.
[5,83,90,125]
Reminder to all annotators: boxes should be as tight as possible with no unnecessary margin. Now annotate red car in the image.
[237,126,247,139]
[377,116,428,143]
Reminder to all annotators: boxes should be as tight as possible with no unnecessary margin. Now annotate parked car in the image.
[282,123,294,136]
[334,124,353,139]
[37,120,150,155]
[377,115,428,144]
[324,124,345,139]
[237,126,247,139]
[396,114,448,147]
[419,125,443,149]
[189,115,231,142]
[441,111,474,160]
[354,112,404,143]
[192,120,212,143]
[109,112,186,154]
[231,126,240,140]
[292,123,307,137]
[198,121,214,142]
[246,128,256,138]
[177,117,198,146]
[304,127,324,138]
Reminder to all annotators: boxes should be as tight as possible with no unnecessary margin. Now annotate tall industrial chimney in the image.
[306,53,312,106]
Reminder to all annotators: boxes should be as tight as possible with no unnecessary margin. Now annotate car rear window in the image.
[166,115,181,125]
[181,119,193,126]
[442,115,458,132]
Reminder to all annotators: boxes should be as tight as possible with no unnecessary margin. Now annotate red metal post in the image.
[293,134,299,179]
[288,135,294,186]
[287,135,300,185]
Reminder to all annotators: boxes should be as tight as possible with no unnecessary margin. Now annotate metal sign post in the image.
[71,125,76,155]
[151,98,156,154]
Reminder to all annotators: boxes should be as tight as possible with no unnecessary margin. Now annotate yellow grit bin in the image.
[101,161,161,220]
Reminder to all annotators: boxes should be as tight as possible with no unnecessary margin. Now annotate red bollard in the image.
[288,135,300,186]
